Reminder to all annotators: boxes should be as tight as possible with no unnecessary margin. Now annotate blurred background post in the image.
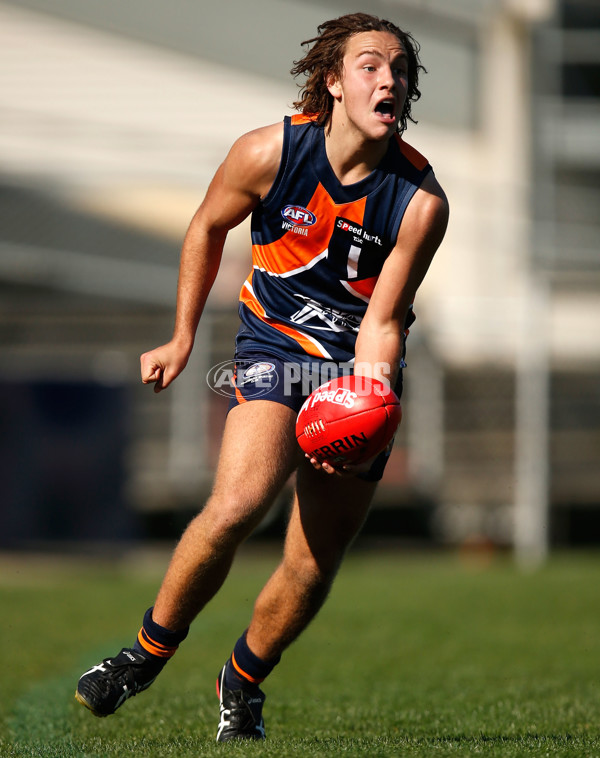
[1,0,598,561]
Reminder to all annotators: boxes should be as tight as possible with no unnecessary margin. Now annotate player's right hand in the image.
[140,341,191,393]
[304,453,375,477]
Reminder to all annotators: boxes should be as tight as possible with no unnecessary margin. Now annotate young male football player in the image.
[75,12,448,740]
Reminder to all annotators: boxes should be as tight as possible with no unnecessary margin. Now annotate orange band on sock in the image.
[231,651,264,684]
[137,628,178,659]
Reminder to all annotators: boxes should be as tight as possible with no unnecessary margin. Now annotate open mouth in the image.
[375,99,396,121]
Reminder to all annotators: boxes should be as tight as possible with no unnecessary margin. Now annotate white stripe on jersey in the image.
[253,249,329,279]
[241,279,334,360]
[340,279,371,304]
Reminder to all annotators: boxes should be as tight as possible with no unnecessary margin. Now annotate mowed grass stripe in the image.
[1,550,599,756]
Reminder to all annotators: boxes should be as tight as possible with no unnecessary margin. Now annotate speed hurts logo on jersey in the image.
[335,217,382,247]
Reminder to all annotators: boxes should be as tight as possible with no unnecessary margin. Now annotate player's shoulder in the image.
[224,122,284,195]
[398,168,449,244]
[417,171,449,223]
[396,132,448,217]
[389,136,446,215]
[392,135,446,203]
[229,122,284,167]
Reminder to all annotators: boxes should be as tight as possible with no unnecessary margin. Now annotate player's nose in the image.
[379,64,396,91]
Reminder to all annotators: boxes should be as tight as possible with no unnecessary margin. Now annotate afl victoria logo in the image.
[281,205,317,227]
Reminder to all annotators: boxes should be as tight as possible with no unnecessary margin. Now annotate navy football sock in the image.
[133,607,189,665]
[224,630,280,690]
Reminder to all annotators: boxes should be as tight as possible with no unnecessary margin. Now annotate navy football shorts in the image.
[227,350,403,482]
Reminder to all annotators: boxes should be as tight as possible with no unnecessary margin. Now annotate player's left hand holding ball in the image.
[296,375,401,476]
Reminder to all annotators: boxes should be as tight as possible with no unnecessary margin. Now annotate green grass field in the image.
[1,547,599,757]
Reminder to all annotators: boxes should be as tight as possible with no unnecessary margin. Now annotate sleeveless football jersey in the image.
[236,114,432,365]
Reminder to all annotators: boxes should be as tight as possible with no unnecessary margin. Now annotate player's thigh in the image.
[284,458,378,572]
[210,399,302,513]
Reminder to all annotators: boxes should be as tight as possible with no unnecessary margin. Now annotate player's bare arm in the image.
[140,123,284,392]
[354,170,449,386]
[309,173,448,477]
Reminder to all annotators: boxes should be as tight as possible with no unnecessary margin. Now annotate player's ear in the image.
[326,70,342,99]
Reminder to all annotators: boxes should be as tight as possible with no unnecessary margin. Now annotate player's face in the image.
[328,31,408,142]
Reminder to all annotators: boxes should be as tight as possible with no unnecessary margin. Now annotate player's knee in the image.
[287,546,342,591]
[199,493,267,548]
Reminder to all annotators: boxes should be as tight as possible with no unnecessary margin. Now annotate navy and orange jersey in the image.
[236,114,432,365]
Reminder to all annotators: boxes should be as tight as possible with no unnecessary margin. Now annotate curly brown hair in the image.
[291,12,425,135]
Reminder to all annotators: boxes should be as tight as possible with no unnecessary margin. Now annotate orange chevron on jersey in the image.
[341,276,379,303]
[240,276,333,358]
[252,185,367,277]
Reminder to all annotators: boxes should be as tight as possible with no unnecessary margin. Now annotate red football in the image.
[296,375,402,466]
